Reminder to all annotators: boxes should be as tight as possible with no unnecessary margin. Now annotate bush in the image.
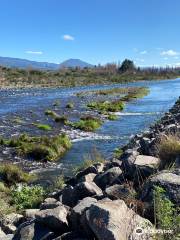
[153,186,179,239]
[11,184,45,210]
[157,134,180,170]
[0,164,33,185]
[114,148,123,158]
[87,100,124,113]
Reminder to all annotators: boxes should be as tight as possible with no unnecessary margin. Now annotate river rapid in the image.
[0,78,180,181]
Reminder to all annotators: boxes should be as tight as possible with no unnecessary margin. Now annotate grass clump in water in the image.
[0,133,71,162]
[33,123,52,131]
[87,100,125,113]
[107,114,118,120]
[71,115,103,131]
[66,102,74,109]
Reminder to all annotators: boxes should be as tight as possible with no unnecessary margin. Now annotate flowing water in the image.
[0,78,180,180]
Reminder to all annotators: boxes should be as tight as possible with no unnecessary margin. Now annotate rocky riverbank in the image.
[1,97,180,240]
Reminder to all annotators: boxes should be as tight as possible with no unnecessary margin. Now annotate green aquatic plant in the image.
[107,114,118,120]
[71,116,103,131]
[113,148,123,158]
[0,133,71,162]
[33,123,52,131]
[66,102,74,109]
[87,99,125,113]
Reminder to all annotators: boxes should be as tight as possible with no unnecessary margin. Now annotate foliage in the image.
[33,123,52,131]
[157,134,180,170]
[0,164,33,185]
[87,99,124,113]
[114,148,123,158]
[0,133,71,162]
[71,116,103,131]
[51,175,66,191]
[118,59,136,73]
[153,186,179,239]
[11,184,45,210]
[107,114,118,120]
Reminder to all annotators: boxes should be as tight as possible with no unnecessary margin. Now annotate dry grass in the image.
[157,134,180,170]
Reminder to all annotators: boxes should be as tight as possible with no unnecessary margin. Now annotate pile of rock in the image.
[1,97,180,240]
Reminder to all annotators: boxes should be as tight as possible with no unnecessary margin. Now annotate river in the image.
[0,78,179,181]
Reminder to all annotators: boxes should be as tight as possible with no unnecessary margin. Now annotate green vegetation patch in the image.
[33,123,52,131]
[66,102,74,109]
[157,134,180,170]
[71,116,103,131]
[0,133,71,162]
[120,87,150,101]
[0,164,33,185]
[107,114,118,120]
[87,99,125,113]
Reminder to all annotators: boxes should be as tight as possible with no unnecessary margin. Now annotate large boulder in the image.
[78,173,96,183]
[105,184,136,200]
[70,197,97,229]
[60,182,102,207]
[54,231,88,240]
[84,199,153,240]
[122,152,159,183]
[0,213,24,234]
[94,167,123,190]
[12,220,54,240]
[35,205,69,233]
[40,198,61,210]
[141,169,180,205]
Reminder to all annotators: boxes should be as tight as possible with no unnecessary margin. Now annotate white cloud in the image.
[140,50,147,55]
[163,57,168,60]
[25,51,43,55]
[135,58,145,62]
[174,56,179,59]
[161,49,179,56]
[62,34,74,41]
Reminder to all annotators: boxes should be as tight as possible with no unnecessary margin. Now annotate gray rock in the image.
[60,182,102,207]
[70,197,97,229]
[94,167,123,190]
[24,209,39,220]
[1,213,23,234]
[105,184,136,200]
[54,231,88,240]
[40,198,62,210]
[12,220,54,240]
[0,227,6,238]
[141,169,180,205]
[78,173,96,183]
[35,205,69,232]
[84,199,153,240]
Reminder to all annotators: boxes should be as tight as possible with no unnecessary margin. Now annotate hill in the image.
[0,56,93,70]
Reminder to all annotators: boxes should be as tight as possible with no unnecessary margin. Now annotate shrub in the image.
[153,186,179,239]
[157,134,180,170]
[114,148,123,158]
[11,184,45,210]
[52,175,66,191]
[0,164,33,185]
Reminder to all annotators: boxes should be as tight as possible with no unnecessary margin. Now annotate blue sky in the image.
[0,0,180,66]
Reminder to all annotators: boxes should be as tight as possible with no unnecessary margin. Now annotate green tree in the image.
[119,59,136,72]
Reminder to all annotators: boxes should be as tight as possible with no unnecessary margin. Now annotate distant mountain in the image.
[0,56,58,70]
[59,58,93,69]
[0,56,93,70]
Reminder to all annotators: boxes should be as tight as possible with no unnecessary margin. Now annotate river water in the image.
[0,78,180,180]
